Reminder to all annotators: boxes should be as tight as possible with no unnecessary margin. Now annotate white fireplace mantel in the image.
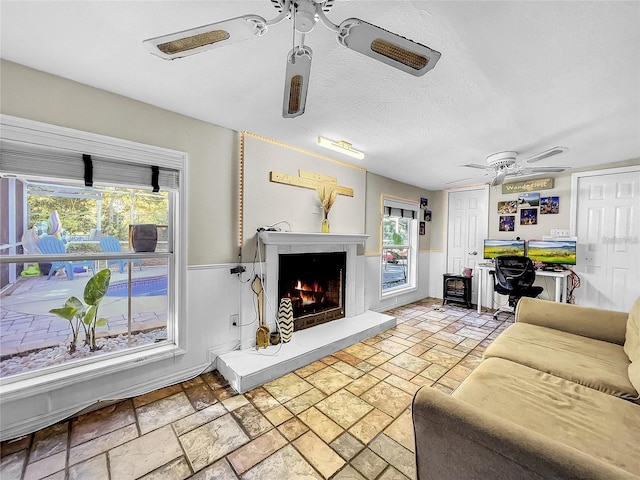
[258,231,368,246]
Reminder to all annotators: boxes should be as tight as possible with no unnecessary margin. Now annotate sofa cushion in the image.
[624,297,640,392]
[453,357,640,477]
[484,322,639,401]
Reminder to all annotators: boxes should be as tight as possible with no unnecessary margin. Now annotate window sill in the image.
[381,284,417,299]
[0,343,185,403]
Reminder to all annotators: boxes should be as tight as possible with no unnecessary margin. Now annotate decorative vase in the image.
[321,213,330,233]
[277,298,294,343]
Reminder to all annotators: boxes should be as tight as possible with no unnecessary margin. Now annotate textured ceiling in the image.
[1,1,639,190]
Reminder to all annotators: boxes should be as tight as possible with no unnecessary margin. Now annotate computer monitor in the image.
[483,239,526,259]
[527,240,577,265]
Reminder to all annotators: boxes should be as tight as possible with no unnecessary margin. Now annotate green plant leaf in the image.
[95,318,108,327]
[65,297,84,310]
[84,269,111,306]
[49,306,76,321]
[84,305,97,325]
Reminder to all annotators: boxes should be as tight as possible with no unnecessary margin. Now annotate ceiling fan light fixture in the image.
[317,136,364,160]
[283,46,313,118]
[143,15,267,60]
[337,18,441,76]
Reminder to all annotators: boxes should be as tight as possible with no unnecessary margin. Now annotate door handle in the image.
[468,251,477,255]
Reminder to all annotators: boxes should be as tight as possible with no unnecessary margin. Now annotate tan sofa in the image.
[412,297,640,480]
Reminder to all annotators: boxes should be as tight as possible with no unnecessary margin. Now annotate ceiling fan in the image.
[449,147,569,187]
[143,0,441,118]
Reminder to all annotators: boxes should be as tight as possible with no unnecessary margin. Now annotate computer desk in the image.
[476,264,571,314]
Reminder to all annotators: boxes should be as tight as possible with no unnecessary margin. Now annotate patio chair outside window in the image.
[37,236,96,280]
[100,236,143,273]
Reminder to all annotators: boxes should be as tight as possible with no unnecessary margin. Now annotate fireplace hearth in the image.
[279,252,346,330]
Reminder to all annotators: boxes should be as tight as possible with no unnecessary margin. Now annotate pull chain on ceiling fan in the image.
[143,0,441,118]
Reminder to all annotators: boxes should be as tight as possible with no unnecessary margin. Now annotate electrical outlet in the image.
[550,229,570,237]
[230,314,239,327]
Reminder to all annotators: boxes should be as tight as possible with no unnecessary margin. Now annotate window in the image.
[0,115,185,387]
[381,197,418,295]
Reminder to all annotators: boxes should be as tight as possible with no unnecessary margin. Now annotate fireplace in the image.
[279,252,346,330]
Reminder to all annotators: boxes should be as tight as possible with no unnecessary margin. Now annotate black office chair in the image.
[492,255,543,319]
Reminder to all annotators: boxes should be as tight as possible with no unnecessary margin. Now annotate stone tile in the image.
[24,451,65,480]
[69,424,138,465]
[348,409,393,445]
[331,465,367,480]
[446,364,473,382]
[40,471,65,480]
[245,387,281,412]
[0,450,27,480]
[404,344,429,357]
[231,403,273,439]
[1,435,31,458]
[29,422,68,463]
[331,360,365,379]
[420,364,449,382]
[298,407,343,443]
[384,375,422,395]
[438,375,462,391]
[277,417,309,441]
[369,434,416,480]
[138,457,192,480]
[184,383,218,410]
[71,401,135,447]
[388,352,430,374]
[293,431,346,479]
[242,444,322,480]
[368,367,391,380]
[305,367,353,395]
[109,426,182,480]
[384,409,415,453]
[345,374,381,396]
[201,371,229,390]
[284,387,326,414]
[264,405,293,426]
[378,362,416,381]
[171,403,228,436]
[342,343,379,360]
[378,466,411,480]
[430,330,466,345]
[179,414,249,472]
[360,382,413,418]
[354,361,376,373]
[221,394,249,411]
[181,376,205,389]
[330,432,365,462]
[212,385,238,402]
[365,352,393,366]
[372,339,408,355]
[421,348,461,369]
[295,361,328,378]
[227,429,287,474]
[133,385,183,408]
[190,458,236,480]
[351,448,388,480]
[137,392,195,434]
[332,350,363,366]
[68,454,109,480]
[315,390,374,429]
[320,355,339,365]
[263,372,314,403]
[433,383,454,395]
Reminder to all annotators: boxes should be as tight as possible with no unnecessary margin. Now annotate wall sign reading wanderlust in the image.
[502,177,554,194]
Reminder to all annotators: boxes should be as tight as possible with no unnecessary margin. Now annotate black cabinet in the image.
[442,274,473,309]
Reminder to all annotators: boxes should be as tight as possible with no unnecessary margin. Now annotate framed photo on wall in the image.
[518,192,540,207]
[420,197,428,209]
[499,215,515,231]
[540,196,559,214]
[424,209,432,221]
[419,221,426,235]
[497,200,517,214]
[520,208,538,225]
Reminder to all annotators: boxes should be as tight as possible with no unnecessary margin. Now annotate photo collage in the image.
[498,192,559,231]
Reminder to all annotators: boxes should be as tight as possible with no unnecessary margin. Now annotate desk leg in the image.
[554,277,562,303]
[477,270,483,314]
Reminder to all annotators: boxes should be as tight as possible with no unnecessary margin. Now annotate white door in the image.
[446,186,489,304]
[572,167,640,311]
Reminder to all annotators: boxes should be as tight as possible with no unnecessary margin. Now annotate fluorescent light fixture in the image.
[283,46,313,118]
[337,18,441,76]
[317,136,365,160]
[143,15,267,60]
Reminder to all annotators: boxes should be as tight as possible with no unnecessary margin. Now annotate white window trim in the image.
[380,196,419,299]
[0,114,188,400]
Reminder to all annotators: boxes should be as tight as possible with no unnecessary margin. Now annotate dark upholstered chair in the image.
[492,255,543,319]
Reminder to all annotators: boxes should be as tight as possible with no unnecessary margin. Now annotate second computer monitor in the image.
[527,240,577,265]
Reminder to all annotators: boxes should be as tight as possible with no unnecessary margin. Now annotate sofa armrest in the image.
[515,297,628,345]
[412,386,637,480]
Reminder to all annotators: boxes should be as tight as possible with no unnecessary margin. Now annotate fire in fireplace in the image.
[278,252,346,331]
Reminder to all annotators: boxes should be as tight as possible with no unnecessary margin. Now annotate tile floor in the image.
[0,298,513,480]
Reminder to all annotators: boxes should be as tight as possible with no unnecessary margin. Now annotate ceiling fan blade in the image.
[444,176,482,186]
[525,146,567,164]
[522,166,568,173]
[336,18,441,76]
[283,46,313,118]
[143,15,267,60]
[462,163,489,170]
